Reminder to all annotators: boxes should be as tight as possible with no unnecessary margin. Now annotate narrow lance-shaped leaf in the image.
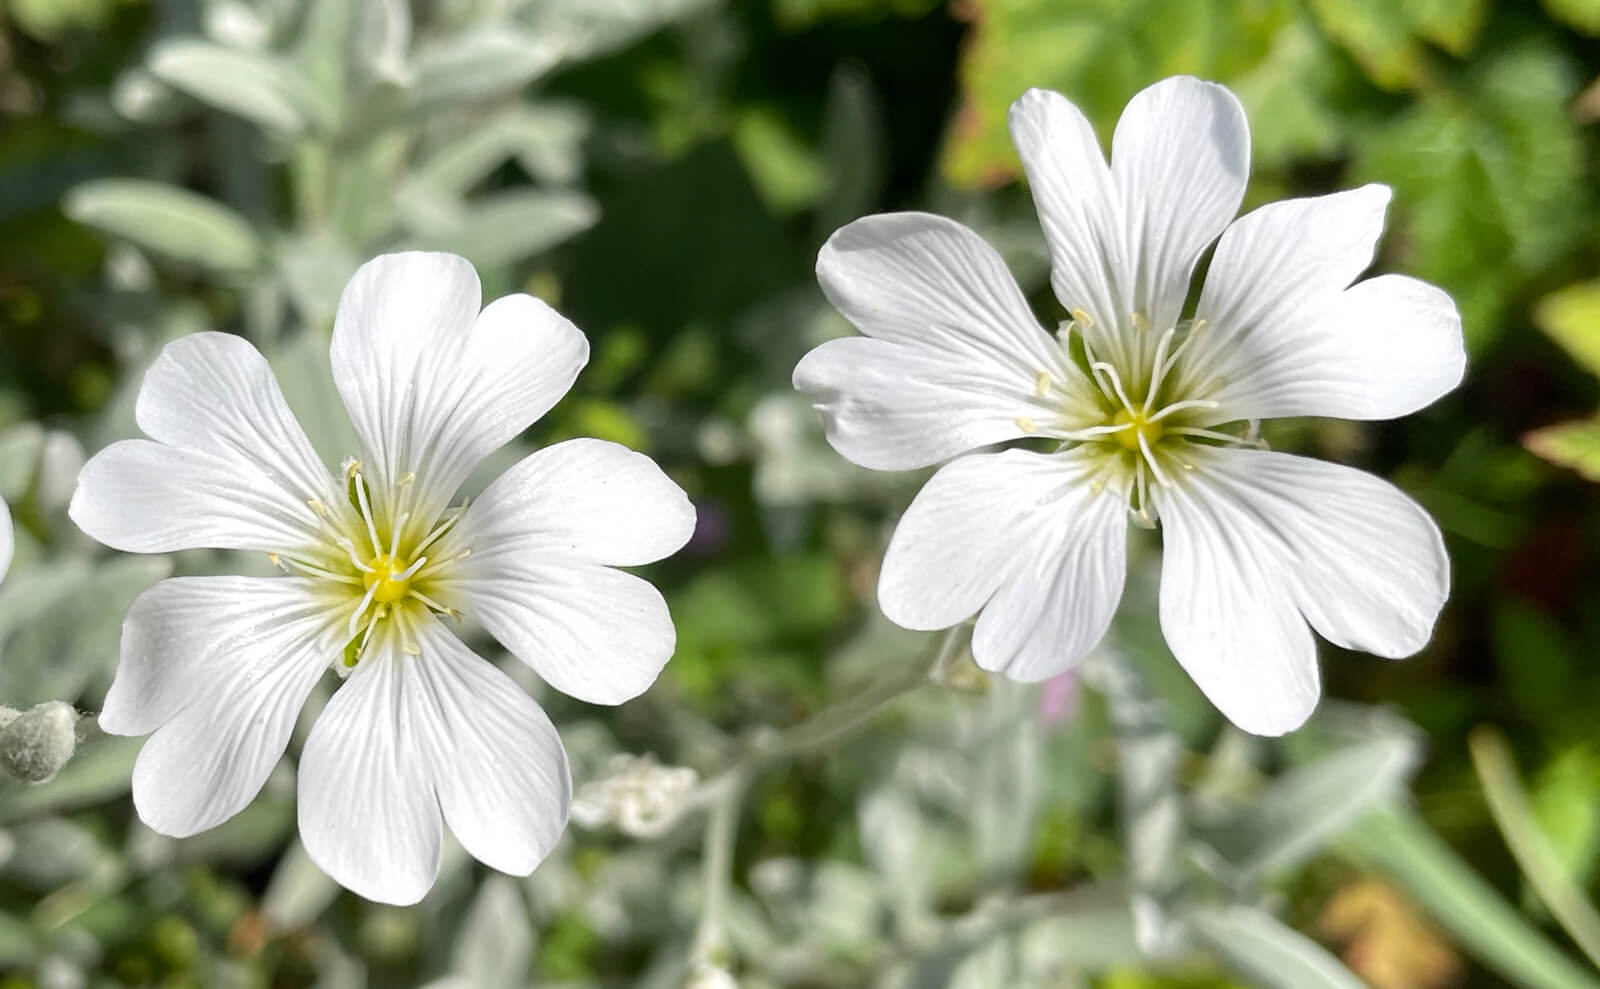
[1191,904,1369,989]
[64,180,263,275]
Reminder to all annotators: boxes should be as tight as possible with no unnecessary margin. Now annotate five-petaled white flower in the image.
[794,77,1465,736]
[70,252,695,903]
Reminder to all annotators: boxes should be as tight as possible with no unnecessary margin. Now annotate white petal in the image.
[799,212,1082,470]
[1008,88,1125,331]
[1181,186,1465,421]
[70,332,341,554]
[431,563,676,707]
[1203,276,1463,422]
[411,618,570,877]
[330,252,589,530]
[298,618,569,904]
[297,625,442,906]
[1154,448,1449,736]
[879,448,1128,679]
[1109,77,1251,332]
[0,496,13,582]
[109,577,344,837]
[444,438,695,568]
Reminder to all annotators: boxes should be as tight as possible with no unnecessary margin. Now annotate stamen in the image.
[409,589,458,618]
[1035,371,1052,398]
[393,556,427,582]
[353,469,382,558]
[1090,362,1138,416]
[276,554,363,586]
[411,501,469,558]
[348,581,380,636]
[1137,430,1171,488]
[1166,426,1266,448]
[1145,399,1220,423]
[1070,308,1094,328]
[336,536,375,573]
[389,513,409,559]
[1130,311,1149,333]
[1015,416,1038,433]
[410,547,470,581]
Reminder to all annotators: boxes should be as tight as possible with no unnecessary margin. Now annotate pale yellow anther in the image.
[1131,311,1149,332]
[307,499,329,518]
[1070,308,1094,328]
[1035,371,1052,397]
[1015,416,1038,434]
[397,472,416,487]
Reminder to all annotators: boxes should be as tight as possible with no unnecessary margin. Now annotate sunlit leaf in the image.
[148,39,334,135]
[1524,418,1600,482]
[64,180,263,275]
[1192,904,1368,989]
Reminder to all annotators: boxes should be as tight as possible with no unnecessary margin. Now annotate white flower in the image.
[793,78,1464,736]
[69,252,696,903]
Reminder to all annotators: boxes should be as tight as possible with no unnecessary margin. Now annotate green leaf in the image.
[1541,0,1600,35]
[1202,734,1420,877]
[1534,279,1600,378]
[148,39,333,136]
[1470,727,1600,970]
[64,179,263,275]
[1344,808,1600,989]
[1353,41,1589,351]
[1524,417,1600,482]
[1190,904,1367,989]
[941,0,1301,187]
[400,190,598,268]
[1306,0,1486,90]
[525,0,717,62]
[451,878,532,989]
[261,842,342,931]
[1529,748,1600,893]
[409,28,561,112]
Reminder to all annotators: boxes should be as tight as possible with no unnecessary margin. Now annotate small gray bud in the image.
[0,701,80,783]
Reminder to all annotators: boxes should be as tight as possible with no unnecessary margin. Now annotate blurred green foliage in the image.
[1,0,1599,987]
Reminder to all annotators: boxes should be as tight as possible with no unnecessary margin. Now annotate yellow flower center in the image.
[363,554,415,605]
[1110,408,1163,452]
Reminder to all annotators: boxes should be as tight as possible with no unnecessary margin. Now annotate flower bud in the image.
[571,753,699,837]
[0,702,80,784]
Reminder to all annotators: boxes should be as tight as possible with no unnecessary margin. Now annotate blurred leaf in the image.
[1534,279,1600,378]
[1524,417,1600,482]
[261,841,341,932]
[1344,808,1600,989]
[1529,748,1600,893]
[1542,0,1600,35]
[522,0,717,62]
[1353,41,1589,350]
[64,180,263,275]
[1306,0,1486,90]
[0,736,142,824]
[452,877,532,989]
[1202,734,1421,877]
[733,105,828,214]
[148,39,334,136]
[1191,904,1367,989]
[0,556,170,707]
[1084,652,1185,956]
[402,190,598,268]
[942,0,1298,187]
[1470,727,1600,969]
[409,27,561,112]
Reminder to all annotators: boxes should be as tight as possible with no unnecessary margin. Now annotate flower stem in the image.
[683,625,968,967]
